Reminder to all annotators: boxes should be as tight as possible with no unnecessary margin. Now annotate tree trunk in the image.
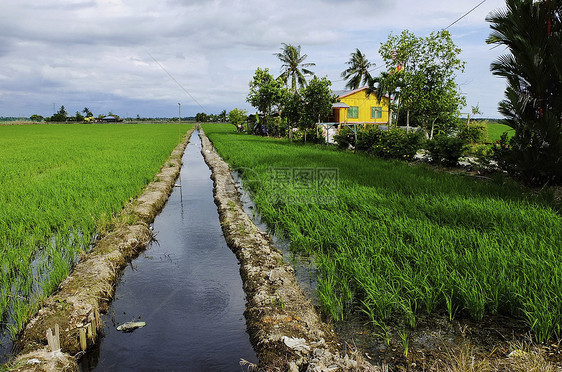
[430,118,437,139]
[406,110,410,133]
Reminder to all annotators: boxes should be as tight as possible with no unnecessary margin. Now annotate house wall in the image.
[339,90,390,124]
[334,108,346,123]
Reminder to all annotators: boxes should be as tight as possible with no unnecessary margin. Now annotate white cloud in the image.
[0,0,509,118]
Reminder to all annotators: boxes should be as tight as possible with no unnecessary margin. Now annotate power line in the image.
[335,0,489,86]
[444,0,487,30]
[146,50,208,114]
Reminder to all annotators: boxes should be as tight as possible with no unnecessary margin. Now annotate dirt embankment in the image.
[7,127,196,372]
[199,128,378,372]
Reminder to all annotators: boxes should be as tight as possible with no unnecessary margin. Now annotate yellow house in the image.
[331,87,390,127]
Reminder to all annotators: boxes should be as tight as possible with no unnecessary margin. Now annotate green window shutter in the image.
[349,106,359,119]
[371,107,382,119]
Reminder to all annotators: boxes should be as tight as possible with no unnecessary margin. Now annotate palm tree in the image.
[366,71,404,128]
[486,0,562,186]
[341,49,373,90]
[274,43,315,91]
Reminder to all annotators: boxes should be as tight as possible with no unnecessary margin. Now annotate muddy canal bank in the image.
[8,128,195,371]
[200,128,377,371]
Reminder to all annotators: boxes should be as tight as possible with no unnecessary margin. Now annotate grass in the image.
[0,123,193,337]
[486,122,514,143]
[202,123,562,343]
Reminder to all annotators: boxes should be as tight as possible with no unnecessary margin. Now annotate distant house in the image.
[101,116,122,123]
[330,87,390,127]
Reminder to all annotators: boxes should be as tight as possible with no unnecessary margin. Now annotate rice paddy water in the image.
[80,130,256,370]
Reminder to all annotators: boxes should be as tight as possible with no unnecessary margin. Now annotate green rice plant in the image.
[0,123,193,338]
[398,329,409,358]
[443,289,459,321]
[202,124,562,343]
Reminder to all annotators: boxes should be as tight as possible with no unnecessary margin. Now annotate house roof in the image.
[332,87,369,99]
[332,102,350,108]
[332,86,389,99]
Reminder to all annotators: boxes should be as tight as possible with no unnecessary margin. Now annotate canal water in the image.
[80,130,256,371]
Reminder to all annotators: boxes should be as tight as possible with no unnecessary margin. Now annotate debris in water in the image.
[116,321,146,332]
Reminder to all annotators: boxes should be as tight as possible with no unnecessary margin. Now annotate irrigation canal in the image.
[80,130,256,371]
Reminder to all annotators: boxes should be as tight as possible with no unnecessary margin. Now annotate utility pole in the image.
[178,103,181,143]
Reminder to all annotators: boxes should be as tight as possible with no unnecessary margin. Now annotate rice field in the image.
[0,123,192,337]
[486,122,514,143]
[203,124,562,343]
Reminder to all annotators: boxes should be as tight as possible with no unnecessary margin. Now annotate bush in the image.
[356,127,384,152]
[458,122,488,143]
[228,108,247,130]
[426,135,468,166]
[334,126,355,149]
[266,116,288,137]
[292,127,324,143]
[371,129,424,160]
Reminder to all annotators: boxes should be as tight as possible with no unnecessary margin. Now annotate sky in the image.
[0,0,510,119]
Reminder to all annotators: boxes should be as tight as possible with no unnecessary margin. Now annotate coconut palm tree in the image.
[275,43,315,91]
[486,0,562,185]
[341,49,373,90]
[366,70,404,128]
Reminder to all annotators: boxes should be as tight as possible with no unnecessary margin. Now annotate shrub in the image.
[292,127,324,143]
[334,126,355,149]
[371,129,424,160]
[356,127,384,152]
[266,116,288,137]
[426,135,468,166]
[458,122,488,144]
[228,108,247,130]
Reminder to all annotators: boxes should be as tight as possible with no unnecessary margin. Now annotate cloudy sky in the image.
[0,0,509,119]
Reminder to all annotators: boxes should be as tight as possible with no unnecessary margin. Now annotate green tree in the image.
[30,114,43,122]
[341,48,373,90]
[300,77,335,142]
[281,91,304,131]
[247,68,285,133]
[195,112,208,122]
[487,0,562,186]
[228,108,247,129]
[367,70,404,128]
[219,109,227,123]
[82,107,93,118]
[51,105,67,122]
[75,111,84,122]
[275,43,315,92]
[377,30,466,138]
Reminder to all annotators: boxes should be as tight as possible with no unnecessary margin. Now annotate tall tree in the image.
[377,30,465,138]
[274,43,315,91]
[51,105,67,122]
[301,76,335,128]
[341,49,373,90]
[487,0,562,186]
[366,70,403,128]
[247,68,285,118]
